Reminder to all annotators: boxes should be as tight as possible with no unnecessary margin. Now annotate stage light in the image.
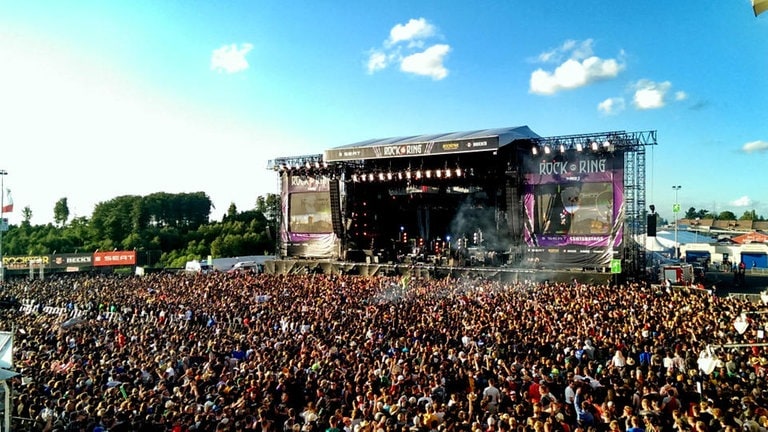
[425,170,432,178]
[576,142,583,152]
[322,161,328,169]
[591,141,599,151]
[531,146,538,155]
[455,168,462,177]
[378,173,385,181]
[444,169,451,178]
[415,170,422,179]
[435,169,442,178]
[305,162,311,169]
[543,146,551,155]
[386,172,393,181]
[603,140,611,148]
[352,174,358,182]
[559,144,565,153]
[405,171,412,180]
[368,173,374,182]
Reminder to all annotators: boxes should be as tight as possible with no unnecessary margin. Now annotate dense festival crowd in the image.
[1,270,767,432]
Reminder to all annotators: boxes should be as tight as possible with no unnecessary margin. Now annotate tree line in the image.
[2,192,280,269]
[683,207,765,221]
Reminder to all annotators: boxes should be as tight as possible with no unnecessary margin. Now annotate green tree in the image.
[21,206,32,227]
[143,192,211,230]
[739,209,758,220]
[54,197,70,226]
[227,203,238,219]
[684,207,711,219]
[717,210,737,220]
[90,195,145,248]
[256,194,281,222]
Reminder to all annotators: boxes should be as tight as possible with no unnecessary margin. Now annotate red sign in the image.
[93,251,136,267]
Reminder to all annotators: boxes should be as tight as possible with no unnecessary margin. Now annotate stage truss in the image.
[530,130,656,276]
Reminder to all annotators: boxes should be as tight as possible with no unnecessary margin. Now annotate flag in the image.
[0,331,13,369]
[1,188,12,213]
[755,0,768,16]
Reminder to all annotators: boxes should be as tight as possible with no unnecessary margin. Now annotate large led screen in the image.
[289,192,333,234]
[523,152,624,266]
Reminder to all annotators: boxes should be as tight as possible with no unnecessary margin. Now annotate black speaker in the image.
[647,214,657,237]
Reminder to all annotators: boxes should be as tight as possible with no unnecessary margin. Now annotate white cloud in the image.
[388,18,436,45]
[632,79,672,110]
[597,97,626,115]
[211,43,254,74]
[742,140,768,153]
[731,196,752,207]
[367,50,388,74]
[529,40,624,95]
[569,39,595,60]
[536,39,591,63]
[367,18,450,79]
[400,44,450,80]
[674,91,688,101]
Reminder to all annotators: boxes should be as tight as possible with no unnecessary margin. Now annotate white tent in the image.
[646,236,673,252]
[634,234,673,252]
[657,230,716,247]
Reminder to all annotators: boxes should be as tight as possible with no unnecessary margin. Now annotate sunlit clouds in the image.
[387,18,436,46]
[529,39,624,95]
[731,196,753,207]
[211,43,254,74]
[632,79,673,110]
[742,140,768,153]
[367,18,450,80]
[597,97,626,116]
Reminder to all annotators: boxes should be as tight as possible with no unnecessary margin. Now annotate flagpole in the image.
[0,169,5,284]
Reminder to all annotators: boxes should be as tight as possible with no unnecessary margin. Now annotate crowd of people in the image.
[1,270,767,432]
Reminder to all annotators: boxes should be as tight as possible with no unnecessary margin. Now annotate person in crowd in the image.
[0,271,767,432]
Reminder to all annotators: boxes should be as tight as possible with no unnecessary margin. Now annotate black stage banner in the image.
[325,136,499,162]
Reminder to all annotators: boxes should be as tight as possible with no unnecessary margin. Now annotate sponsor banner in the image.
[325,136,499,162]
[93,251,136,267]
[525,246,620,267]
[49,253,93,269]
[2,255,49,270]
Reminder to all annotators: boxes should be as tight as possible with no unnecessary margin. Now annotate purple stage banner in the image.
[522,151,624,266]
[280,174,339,259]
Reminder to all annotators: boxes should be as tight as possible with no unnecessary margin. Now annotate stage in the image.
[269,127,657,278]
[262,258,616,285]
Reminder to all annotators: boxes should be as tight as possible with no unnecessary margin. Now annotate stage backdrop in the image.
[523,151,624,267]
[280,174,339,258]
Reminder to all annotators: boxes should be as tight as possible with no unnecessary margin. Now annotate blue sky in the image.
[1,1,766,225]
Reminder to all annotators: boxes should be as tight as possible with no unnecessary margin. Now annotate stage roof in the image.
[324,125,540,162]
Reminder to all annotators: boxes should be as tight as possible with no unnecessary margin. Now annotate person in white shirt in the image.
[483,378,502,414]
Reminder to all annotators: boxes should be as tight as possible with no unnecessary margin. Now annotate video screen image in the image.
[289,192,333,234]
[534,182,613,235]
